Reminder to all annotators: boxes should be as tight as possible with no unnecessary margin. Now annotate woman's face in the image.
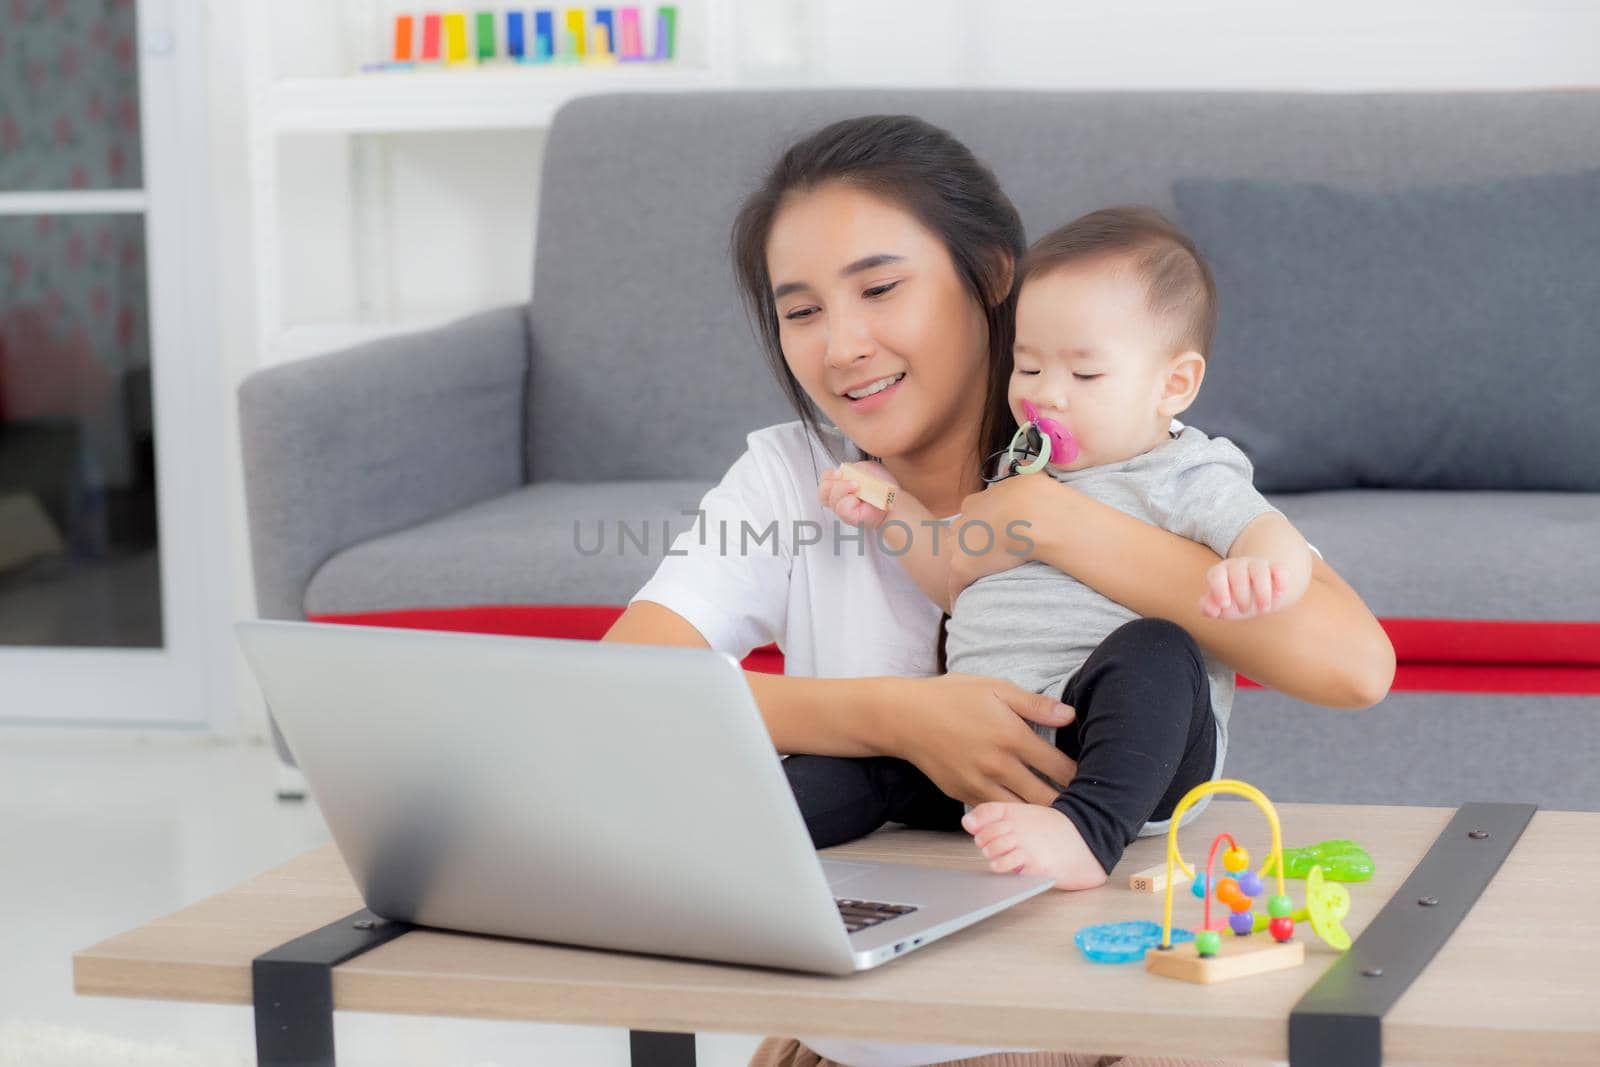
[765,183,991,463]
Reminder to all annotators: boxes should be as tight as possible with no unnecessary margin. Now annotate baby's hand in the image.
[819,462,892,529]
[1200,557,1292,620]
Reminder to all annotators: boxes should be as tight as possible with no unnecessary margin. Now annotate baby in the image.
[816,206,1314,890]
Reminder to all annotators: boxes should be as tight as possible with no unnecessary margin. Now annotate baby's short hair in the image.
[1019,206,1217,357]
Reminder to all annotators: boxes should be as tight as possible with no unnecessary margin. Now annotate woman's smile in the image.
[841,371,907,411]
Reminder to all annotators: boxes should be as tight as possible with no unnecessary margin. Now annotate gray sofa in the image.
[241,90,1600,809]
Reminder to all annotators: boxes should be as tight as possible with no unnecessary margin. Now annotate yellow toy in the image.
[1146,779,1313,984]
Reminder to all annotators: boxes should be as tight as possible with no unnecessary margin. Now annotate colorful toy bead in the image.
[1195,930,1222,957]
[1223,846,1249,873]
[1228,911,1254,936]
[1217,877,1252,913]
[1270,916,1295,942]
[1268,894,1294,918]
[1191,874,1208,899]
[1238,871,1264,897]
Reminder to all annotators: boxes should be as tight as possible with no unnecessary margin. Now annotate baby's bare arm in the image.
[1201,512,1315,619]
[821,464,954,612]
[876,492,957,613]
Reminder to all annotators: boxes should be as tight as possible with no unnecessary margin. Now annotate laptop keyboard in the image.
[835,897,918,934]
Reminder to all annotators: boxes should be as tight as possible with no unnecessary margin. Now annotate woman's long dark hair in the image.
[731,115,1026,481]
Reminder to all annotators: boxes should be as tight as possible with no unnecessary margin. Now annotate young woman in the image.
[604,114,1393,1067]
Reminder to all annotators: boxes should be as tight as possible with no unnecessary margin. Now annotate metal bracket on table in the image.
[251,909,699,1066]
[253,908,413,1067]
[1288,801,1536,1067]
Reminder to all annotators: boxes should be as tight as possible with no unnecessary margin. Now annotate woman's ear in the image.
[1157,351,1206,418]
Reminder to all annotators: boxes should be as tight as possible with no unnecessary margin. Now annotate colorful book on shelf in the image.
[375,7,682,71]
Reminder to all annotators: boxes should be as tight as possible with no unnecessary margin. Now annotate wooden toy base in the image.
[1145,936,1304,984]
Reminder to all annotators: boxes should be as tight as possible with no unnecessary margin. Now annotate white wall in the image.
[207,0,1599,742]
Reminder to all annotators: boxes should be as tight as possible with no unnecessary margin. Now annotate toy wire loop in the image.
[1160,779,1288,948]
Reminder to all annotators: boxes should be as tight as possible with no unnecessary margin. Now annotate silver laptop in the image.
[236,620,1054,975]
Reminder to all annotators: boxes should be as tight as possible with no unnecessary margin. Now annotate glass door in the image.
[1,0,214,725]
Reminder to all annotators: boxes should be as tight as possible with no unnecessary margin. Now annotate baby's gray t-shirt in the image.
[945,425,1278,807]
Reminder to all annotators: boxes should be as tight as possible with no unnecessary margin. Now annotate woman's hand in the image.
[885,674,1078,807]
[947,472,1061,605]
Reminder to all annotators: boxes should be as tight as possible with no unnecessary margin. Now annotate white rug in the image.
[0,1022,252,1067]
[0,1021,516,1067]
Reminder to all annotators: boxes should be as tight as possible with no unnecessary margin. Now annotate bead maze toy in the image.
[1128,837,1373,892]
[1143,779,1350,984]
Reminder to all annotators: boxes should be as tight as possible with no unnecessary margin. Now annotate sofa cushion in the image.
[1227,687,1600,809]
[1175,168,1600,493]
[304,481,712,614]
[1271,490,1600,632]
[531,91,1600,484]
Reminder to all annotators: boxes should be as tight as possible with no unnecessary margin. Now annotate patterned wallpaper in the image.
[0,0,143,192]
[1,1,149,488]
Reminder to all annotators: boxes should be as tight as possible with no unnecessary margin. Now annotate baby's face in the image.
[1010,258,1184,471]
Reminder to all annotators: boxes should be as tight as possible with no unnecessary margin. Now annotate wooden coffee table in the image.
[75,802,1600,1066]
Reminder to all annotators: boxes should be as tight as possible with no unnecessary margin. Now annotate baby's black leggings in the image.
[782,618,1219,873]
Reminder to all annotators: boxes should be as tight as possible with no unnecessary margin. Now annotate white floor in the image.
[0,732,766,1066]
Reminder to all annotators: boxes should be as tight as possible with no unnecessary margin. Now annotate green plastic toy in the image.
[1268,839,1374,882]
[1252,865,1353,951]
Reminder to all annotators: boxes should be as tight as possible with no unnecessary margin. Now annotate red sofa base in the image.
[307,606,1600,696]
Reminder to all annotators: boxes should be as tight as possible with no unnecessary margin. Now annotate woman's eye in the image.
[864,281,899,298]
[1016,369,1040,376]
[783,307,818,321]
[1074,373,1102,381]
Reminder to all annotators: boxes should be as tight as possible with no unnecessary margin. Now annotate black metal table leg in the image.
[253,908,413,1067]
[1288,802,1536,1067]
[630,1030,697,1066]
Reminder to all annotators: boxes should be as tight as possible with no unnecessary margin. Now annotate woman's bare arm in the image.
[603,600,896,757]
[1032,489,1395,708]
[602,600,1079,803]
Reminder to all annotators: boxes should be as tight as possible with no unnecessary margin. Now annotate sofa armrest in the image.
[239,305,530,620]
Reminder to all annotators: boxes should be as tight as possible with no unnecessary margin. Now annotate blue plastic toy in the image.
[1075,920,1195,963]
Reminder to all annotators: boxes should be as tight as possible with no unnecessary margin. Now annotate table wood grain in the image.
[74,803,1600,1065]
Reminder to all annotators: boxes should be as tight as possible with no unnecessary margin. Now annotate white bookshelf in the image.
[245,0,740,366]
[268,65,734,133]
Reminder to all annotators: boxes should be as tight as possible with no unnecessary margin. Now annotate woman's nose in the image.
[824,315,875,368]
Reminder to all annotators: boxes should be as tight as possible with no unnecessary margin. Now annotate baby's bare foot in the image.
[962,801,1109,891]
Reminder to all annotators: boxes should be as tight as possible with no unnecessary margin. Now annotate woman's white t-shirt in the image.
[631,420,947,680]
[630,420,1029,1066]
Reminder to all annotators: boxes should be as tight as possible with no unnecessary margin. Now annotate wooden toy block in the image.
[655,5,676,60]
[474,11,497,61]
[565,8,587,58]
[420,14,442,60]
[1128,862,1192,894]
[618,7,642,59]
[1145,936,1304,985]
[443,13,469,63]
[838,462,897,511]
[506,11,525,59]
[533,10,554,61]
[392,15,415,61]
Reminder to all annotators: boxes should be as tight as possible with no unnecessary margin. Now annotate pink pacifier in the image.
[1017,400,1080,468]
